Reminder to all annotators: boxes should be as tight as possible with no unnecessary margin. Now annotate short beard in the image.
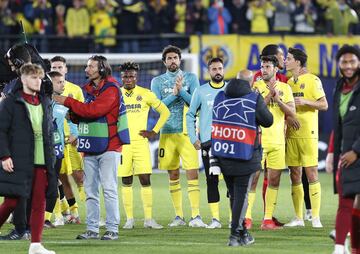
[168,64,179,72]
[340,68,360,82]
[211,75,224,83]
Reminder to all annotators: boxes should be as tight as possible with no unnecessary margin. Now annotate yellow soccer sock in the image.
[245,191,256,219]
[78,185,86,202]
[54,198,62,219]
[60,198,70,214]
[141,186,153,220]
[188,179,200,218]
[309,181,321,218]
[228,205,232,223]
[169,179,183,218]
[45,212,52,221]
[264,187,278,220]
[122,184,134,220]
[209,202,220,221]
[291,183,304,219]
[69,203,79,217]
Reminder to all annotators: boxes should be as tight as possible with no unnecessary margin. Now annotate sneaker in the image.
[261,219,283,230]
[76,230,99,240]
[244,218,252,229]
[28,243,55,254]
[206,218,222,229]
[168,216,186,227]
[0,229,29,240]
[312,217,323,228]
[144,219,163,229]
[329,229,336,241]
[227,234,242,247]
[188,215,207,228]
[304,209,312,221]
[123,219,135,229]
[240,229,255,246]
[272,217,285,226]
[23,230,31,240]
[284,217,305,227]
[101,231,118,240]
[44,220,56,229]
[54,217,64,227]
[65,215,81,224]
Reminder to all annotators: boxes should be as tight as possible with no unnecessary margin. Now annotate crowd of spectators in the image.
[0,0,359,52]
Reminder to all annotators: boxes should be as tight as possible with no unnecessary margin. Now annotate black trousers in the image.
[201,146,220,203]
[224,172,255,235]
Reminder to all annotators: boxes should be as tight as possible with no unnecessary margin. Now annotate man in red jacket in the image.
[54,55,128,240]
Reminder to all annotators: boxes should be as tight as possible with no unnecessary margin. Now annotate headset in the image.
[98,59,106,77]
[5,47,25,69]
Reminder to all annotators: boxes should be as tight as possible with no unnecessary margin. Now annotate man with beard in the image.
[151,45,207,227]
[328,45,360,254]
[284,47,328,228]
[186,57,226,229]
[253,56,295,230]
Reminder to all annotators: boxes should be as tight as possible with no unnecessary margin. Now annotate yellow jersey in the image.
[121,85,170,141]
[253,80,294,145]
[62,81,84,137]
[286,73,325,139]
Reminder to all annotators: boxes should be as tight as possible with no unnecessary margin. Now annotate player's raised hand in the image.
[175,74,183,90]
[286,115,301,130]
[139,130,157,139]
[173,85,179,96]
[2,157,14,173]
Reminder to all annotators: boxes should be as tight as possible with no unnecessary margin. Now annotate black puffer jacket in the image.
[0,82,57,199]
[217,79,273,176]
[333,76,360,197]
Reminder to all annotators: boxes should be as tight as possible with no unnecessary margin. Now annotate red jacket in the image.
[253,70,288,83]
[64,76,122,152]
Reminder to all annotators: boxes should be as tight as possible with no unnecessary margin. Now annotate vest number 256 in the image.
[213,141,235,154]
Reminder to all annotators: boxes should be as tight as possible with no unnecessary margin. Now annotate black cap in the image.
[260,44,280,57]
[336,45,360,61]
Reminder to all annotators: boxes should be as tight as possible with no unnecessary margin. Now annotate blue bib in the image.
[211,91,258,160]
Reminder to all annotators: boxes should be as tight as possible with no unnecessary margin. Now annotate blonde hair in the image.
[20,63,45,78]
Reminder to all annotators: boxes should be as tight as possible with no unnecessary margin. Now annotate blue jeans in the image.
[84,151,120,233]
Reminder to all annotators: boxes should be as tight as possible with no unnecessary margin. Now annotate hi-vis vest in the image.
[211,91,258,160]
[77,83,130,153]
[53,120,64,159]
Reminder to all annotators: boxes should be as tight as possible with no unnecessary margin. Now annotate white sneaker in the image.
[53,217,64,227]
[123,219,135,229]
[188,215,207,228]
[284,217,305,227]
[144,219,163,229]
[28,243,56,254]
[304,209,312,221]
[312,217,323,228]
[206,218,221,229]
[168,216,186,227]
[332,244,345,254]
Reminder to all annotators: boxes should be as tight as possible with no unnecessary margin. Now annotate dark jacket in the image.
[333,76,360,197]
[217,79,273,176]
[0,81,57,199]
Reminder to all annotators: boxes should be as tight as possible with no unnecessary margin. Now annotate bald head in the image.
[236,69,253,85]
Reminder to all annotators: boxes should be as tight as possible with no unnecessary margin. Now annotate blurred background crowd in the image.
[0,0,359,52]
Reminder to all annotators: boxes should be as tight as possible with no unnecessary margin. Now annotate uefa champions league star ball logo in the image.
[200,45,232,73]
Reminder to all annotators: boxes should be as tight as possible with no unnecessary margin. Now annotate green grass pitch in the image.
[0,172,338,254]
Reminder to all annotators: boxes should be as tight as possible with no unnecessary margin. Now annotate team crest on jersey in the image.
[300,83,305,89]
[136,95,142,101]
[279,90,283,96]
[256,76,263,81]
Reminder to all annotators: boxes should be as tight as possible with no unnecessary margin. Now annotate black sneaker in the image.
[0,229,28,240]
[101,231,118,240]
[240,229,255,246]
[76,230,99,240]
[44,220,56,229]
[227,234,243,247]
